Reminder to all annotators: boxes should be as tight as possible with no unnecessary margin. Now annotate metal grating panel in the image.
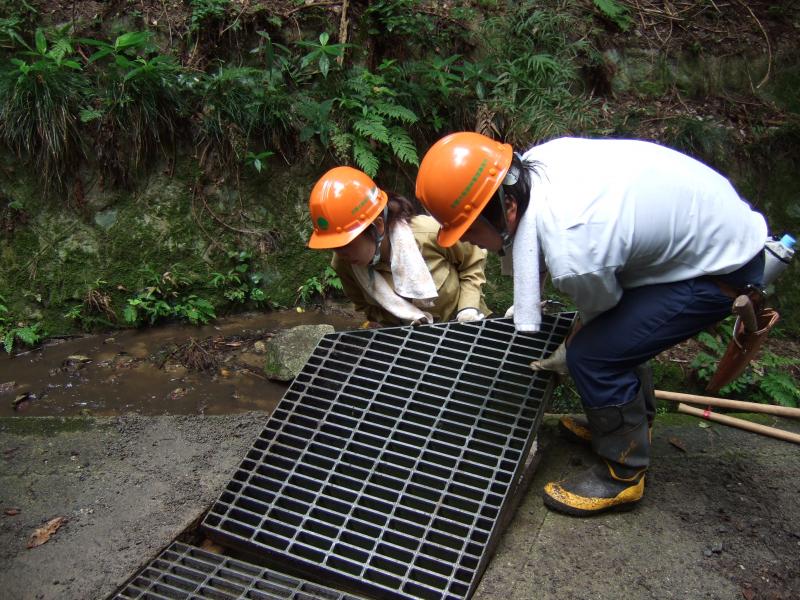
[203,315,574,600]
[113,541,366,599]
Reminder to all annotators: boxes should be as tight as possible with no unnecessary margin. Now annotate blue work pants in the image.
[566,254,765,409]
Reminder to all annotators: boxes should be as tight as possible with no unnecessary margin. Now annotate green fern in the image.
[520,54,561,77]
[757,372,800,407]
[353,116,390,144]
[353,138,380,177]
[388,127,418,166]
[374,102,417,124]
[592,0,633,31]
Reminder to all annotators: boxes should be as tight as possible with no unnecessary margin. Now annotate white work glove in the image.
[504,305,514,318]
[530,342,568,376]
[455,308,485,322]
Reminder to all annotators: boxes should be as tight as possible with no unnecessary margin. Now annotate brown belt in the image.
[711,278,764,311]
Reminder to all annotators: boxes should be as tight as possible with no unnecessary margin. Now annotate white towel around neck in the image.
[351,220,438,324]
[511,204,542,332]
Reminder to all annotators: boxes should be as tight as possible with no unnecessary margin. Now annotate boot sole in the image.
[542,492,641,517]
[542,475,645,517]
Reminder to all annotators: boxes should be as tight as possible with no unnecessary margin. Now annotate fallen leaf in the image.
[698,421,712,429]
[742,587,755,600]
[12,392,36,410]
[4,508,20,516]
[27,516,67,548]
[65,355,91,363]
[167,387,189,401]
[668,437,687,452]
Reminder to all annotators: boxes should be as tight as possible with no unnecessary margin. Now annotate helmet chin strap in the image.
[369,206,390,266]
[496,186,514,257]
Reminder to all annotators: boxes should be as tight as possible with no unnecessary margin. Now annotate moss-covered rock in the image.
[263,324,334,381]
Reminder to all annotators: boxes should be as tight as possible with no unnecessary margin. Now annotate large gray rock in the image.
[263,324,334,381]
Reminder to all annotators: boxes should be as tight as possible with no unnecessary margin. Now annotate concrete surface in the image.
[0,414,268,600]
[476,415,800,600]
[1,413,798,600]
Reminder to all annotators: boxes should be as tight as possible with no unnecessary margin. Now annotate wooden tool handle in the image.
[733,294,758,332]
[656,390,800,419]
[677,403,800,445]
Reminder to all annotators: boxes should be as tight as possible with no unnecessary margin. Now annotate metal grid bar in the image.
[113,541,366,599]
[203,315,574,600]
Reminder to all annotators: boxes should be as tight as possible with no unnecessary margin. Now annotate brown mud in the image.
[0,307,362,418]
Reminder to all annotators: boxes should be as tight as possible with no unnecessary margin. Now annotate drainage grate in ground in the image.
[203,315,574,600]
[113,541,365,599]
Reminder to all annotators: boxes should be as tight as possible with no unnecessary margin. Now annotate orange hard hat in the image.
[307,166,388,249]
[415,132,513,247]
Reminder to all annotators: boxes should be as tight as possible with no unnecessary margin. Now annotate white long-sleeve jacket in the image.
[521,138,768,323]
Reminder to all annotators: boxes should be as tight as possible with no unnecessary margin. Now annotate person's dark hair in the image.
[385,191,420,229]
[482,153,541,230]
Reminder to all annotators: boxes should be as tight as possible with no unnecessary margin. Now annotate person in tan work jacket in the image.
[307,166,490,326]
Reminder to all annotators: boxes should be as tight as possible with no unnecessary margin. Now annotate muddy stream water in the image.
[0,308,363,417]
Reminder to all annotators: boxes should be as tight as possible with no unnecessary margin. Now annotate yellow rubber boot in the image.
[558,415,593,445]
[544,394,650,517]
[558,363,656,446]
[543,462,645,516]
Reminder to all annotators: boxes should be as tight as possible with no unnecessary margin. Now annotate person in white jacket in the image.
[415,132,767,516]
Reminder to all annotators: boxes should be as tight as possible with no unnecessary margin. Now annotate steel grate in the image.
[203,315,574,600]
[113,541,366,599]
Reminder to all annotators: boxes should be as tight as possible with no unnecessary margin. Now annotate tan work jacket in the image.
[332,215,490,325]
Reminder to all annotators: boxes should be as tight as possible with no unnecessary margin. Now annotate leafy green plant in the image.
[0,16,26,49]
[64,279,117,330]
[478,3,599,145]
[80,31,185,182]
[245,150,274,173]
[209,250,268,306]
[296,32,352,79]
[297,266,343,306]
[0,27,88,192]
[172,295,217,325]
[592,0,633,32]
[692,322,800,407]
[190,66,292,173]
[190,0,231,32]
[123,269,217,326]
[0,295,42,354]
[329,66,419,176]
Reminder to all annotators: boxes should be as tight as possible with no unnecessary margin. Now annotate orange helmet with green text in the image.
[307,166,388,249]
[415,132,513,247]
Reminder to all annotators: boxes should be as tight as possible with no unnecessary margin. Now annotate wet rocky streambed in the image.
[0,308,363,418]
